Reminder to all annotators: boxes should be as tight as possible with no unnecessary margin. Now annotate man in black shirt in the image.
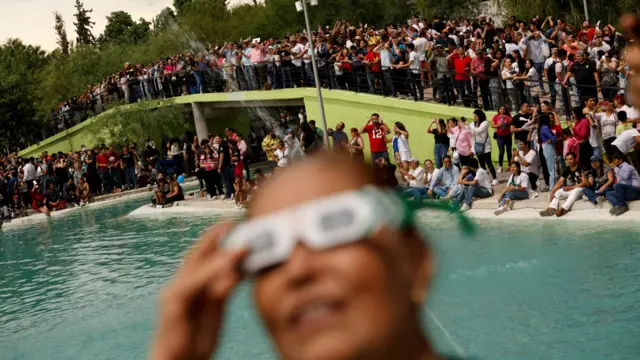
[510,103,533,148]
[121,146,137,190]
[563,50,599,102]
[145,145,159,169]
[485,49,503,110]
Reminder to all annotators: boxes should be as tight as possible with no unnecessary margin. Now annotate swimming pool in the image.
[1,199,639,360]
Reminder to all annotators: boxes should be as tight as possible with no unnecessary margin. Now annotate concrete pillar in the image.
[192,102,209,143]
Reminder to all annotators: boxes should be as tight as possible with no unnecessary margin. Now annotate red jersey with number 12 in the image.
[364,124,388,152]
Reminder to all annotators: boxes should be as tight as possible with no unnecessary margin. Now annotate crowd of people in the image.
[52,13,634,133]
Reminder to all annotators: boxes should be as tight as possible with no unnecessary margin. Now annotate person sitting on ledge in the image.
[401,158,426,201]
[495,162,532,216]
[45,182,66,212]
[512,140,540,192]
[153,176,170,207]
[163,175,185,207]
[428,155,459,198]
[31,183,49,216]
[606,151,640,216]
[77,176,91,206]
[455,158,493,212]
[581,155,614,205]
[540,152,587,217]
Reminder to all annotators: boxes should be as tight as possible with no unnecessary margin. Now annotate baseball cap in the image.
[590,155,602,161]
[409,157,419,163]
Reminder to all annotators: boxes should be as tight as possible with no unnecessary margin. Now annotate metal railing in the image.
[48,60,628,136]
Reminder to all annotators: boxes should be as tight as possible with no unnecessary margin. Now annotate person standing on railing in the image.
[448,47,476,108]
[374,40,396,97]
[363,43,381,94]
[428,44,454,105]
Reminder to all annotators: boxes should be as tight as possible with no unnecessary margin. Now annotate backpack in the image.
[547,59,563,83]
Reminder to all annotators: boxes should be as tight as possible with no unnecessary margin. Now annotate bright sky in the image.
[0,0,251,51]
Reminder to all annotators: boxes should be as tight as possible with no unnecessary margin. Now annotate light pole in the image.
[583,0,589,22]
[295,0,329,146]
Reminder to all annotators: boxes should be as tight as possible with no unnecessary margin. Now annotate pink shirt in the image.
[573,118,590,142]
[250,47,265,64]
[450,126,473,156]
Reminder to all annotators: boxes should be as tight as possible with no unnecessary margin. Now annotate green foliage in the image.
[54,12,70,56]
[99,11,151,45]
[413,0,483,19]
[0,39,48,150]
[73,0,96,45]
[153,8,177,32]
[502,0,639,27]
[91,104,192,152]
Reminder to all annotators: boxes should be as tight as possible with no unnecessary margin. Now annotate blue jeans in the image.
[371,151,390,163]
[606,183,640,207]
[499,190,529,206]
[456,185,493,206]
[542,143,556,187]
[124,167,137,190]
[434,143,448,169]
[582,186,613,204]
[221,166,235,199]
[404,187,427,201]
[497,135,512,168]
[432,186,451,198]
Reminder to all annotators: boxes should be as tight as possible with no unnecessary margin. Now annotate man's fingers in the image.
[181,222,236,272]
[621,15,640,41]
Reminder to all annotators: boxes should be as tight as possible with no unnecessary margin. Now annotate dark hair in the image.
[571,106,583,121]
[394,121,407,132]
[407,43,415,51]
[473,109,487,124]
[468,158,479,169]
[565,152,577,160]
[611,151,626,161]
[542,100,551,109]
[309,120,316,126]
[443,155,452,162]
[372,113,380,117]
[512,161,522,174]
[537,114,552,144]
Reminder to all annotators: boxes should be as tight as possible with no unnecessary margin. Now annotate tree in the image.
[173,0,194,17]
[413,0,483,20]
[0,39,48,150]
[101,11,135,44]
[54,11,70,56]
[73,0,96,45]
[153,7,176,32]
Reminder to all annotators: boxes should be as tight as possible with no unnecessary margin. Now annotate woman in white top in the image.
[470,110,498,185]
[393,121,411,171]
[501,58,520,111]
[516,59,540,106]
[494,162,532,215]
[272,140,290,168]
[598,102,621,152]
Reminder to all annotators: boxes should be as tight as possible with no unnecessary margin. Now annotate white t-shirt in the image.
[412,37,427,61]
[274,148,290,167]
[619,105,640,131]
[409,51,420,74]
[502,65,519,89]
[505,42,525,57]
[588,113,601,148]
[475,168,493,191]
[23,163,36,181]
[292,43,305,67]
[397,133,410,153]
[525,67,539,88]
[597,112,620,140]
[516,149,539,176]
[612,129,640,154]
[469,121,492,154]
[508,172,533,196]
[407,166,425,188]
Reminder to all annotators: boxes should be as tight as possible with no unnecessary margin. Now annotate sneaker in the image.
[207,195,212,200]
[539,208,556,217]
[494,205,508,216]
[531,191,539,198]
[582,195,588,201]
[612,206,630,216]
[539,185,549,192]
[596,196,606,204]
[496,166,503,174]
[491,179,499,186]
[460,203,470,212]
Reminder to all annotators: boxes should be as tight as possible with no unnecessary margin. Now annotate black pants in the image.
[527,172,539,191]
[579,141,593,169]
[242,158,251,180]
[478,79,493,110]
[458,155,473,168]
[476,152,497,179]
[204,170,224,197]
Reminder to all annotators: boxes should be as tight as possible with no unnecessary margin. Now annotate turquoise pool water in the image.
[1,199,639,360]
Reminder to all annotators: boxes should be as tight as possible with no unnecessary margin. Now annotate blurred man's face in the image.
[565,155,576,167]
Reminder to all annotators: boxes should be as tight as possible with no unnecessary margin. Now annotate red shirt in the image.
[452,54,472,80]
[577,28,596,42]
[573,118,590,142]
[491,114,512,137]
[364,124,388,153]
[551,124,564,154]
[365,52,381,72]
[96,154,109,168]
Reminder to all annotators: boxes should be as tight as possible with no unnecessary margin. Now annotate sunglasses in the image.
[222,187,475,274]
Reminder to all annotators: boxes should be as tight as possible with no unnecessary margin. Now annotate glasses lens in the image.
[319,208,356,232]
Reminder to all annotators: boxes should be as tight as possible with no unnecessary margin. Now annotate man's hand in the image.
[427,188,433,197]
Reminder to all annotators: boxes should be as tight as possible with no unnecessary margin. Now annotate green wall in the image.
[21,89,504,164]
